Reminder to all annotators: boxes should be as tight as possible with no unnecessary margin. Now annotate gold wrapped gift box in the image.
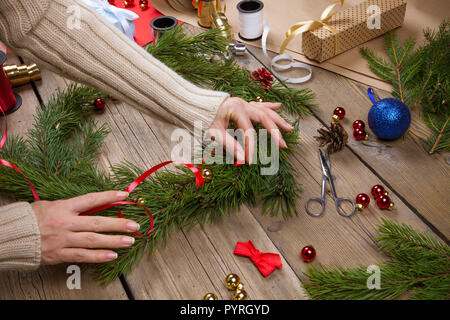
[301,0,407,62]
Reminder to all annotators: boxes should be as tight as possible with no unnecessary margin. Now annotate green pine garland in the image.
[0,27,315,284]
[302,218,450,300]
[360,20,449,154]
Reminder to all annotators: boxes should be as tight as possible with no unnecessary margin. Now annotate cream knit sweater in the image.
[0,0,229,271]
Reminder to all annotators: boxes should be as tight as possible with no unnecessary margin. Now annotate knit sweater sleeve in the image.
[0,202,41,271]
[0,0,229,131]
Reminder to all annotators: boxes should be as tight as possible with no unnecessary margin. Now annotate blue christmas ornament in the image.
[367,88,411,140]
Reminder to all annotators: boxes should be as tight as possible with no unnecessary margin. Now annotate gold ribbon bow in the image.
[280,0,345,55]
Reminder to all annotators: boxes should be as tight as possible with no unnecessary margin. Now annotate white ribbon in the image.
[262,21,312,84]
[79,0,139,41]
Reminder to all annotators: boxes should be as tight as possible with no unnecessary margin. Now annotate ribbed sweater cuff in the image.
[0,202,41,271]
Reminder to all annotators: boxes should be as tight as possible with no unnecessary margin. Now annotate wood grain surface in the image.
[0,24,447,300]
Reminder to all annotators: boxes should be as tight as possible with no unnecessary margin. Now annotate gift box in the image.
[300,0,407,62]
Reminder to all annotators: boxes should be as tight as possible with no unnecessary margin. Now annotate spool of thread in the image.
[3,63,42,88]
[150,16,179,43]
[197,0,217,28]
[0,51,21,116]
[237,0,264,41]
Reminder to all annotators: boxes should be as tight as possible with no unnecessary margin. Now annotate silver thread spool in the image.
[150,16,179,43]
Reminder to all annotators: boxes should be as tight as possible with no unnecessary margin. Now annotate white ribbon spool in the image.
[237,0,265,41]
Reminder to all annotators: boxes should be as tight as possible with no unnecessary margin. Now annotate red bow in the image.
[234,241,282,277]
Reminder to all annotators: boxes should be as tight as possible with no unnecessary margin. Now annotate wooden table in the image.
[0,24,448,300]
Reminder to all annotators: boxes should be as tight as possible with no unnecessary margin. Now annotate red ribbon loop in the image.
[234,240,283,277]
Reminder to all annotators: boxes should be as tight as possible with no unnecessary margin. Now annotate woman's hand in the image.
[31,191,140,265]
[208,97,294,163]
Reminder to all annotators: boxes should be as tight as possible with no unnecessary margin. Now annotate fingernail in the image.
[107,252,118,261]
[117,191,129,199]
[126,222,140,232]
[281,139,288,148]
[121,236,135,246]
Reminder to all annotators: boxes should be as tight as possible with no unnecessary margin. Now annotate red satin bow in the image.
[0,103,204,237]
[234,240,282,277]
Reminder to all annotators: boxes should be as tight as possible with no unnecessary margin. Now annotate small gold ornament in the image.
[225,273,240,291]
[356,203,364,211]
[332,114,340,122]
[203,293,218,300]
[255,96,266,103]
[388,201,395,211]
[236,282,244,291]
[134,197,145,205]
[201,168,213,181]
[232,289,249,300]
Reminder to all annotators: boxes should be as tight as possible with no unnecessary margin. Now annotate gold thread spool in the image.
[197,0,217,28]
[3,63,42,88]
[210,12,233,40]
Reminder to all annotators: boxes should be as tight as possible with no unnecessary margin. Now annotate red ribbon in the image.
[234,240,282,277]
[0,103,204,237]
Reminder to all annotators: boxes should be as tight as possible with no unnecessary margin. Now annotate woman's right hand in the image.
[31,191,140,265]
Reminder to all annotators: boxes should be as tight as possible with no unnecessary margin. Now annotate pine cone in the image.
[315,122,348,154]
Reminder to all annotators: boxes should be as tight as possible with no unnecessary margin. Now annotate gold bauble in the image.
[134,197,145,205]
[255,96,266,103]
[332,114,340,122]
[203,293,218,300]
[236,282,244,291]
[232,289,249,300]
[356,203,364,211]
[201,168,213,181]
[388,201,395,211]
[225,273,240,291]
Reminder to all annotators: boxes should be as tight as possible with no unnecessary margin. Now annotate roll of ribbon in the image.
[150,16,179,43]
[0,51,21,116]
[237,0,264,41]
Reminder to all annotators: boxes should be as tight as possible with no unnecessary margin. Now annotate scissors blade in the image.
[318,149,331,178]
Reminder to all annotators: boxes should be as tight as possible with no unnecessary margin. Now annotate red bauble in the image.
[352,120,365,130]
[371,184,386,198]
[355,193,370,210]
[251,68,274,91]
[301,245,316,262]
[123,0,134,7]
[140,0,148,9]
[353,128,368,140]
[94,98,106,110]
[108,0,115,4]
[376,194,392,209]
[332,107,346,121]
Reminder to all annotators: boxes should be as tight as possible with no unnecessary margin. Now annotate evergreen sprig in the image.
[0,27,316,284]
[302,218,450,300]
[360,20,449,153]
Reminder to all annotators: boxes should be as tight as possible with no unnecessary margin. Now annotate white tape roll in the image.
[237,0,264,40]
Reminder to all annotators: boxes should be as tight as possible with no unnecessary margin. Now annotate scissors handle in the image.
[305,197,326,217]
[334,197,356,217]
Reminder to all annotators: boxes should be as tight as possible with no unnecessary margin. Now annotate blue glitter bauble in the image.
[368,98,411,140]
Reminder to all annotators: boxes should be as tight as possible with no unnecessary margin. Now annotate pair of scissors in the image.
[305,149,356,217]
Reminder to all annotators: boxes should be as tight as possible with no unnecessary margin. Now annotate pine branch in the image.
[147,26,316,118]
[0,26,317,284]
[361,19,450,153]
[302,218,450,300]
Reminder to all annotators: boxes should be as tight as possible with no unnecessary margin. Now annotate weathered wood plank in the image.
[249,46,450,239]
